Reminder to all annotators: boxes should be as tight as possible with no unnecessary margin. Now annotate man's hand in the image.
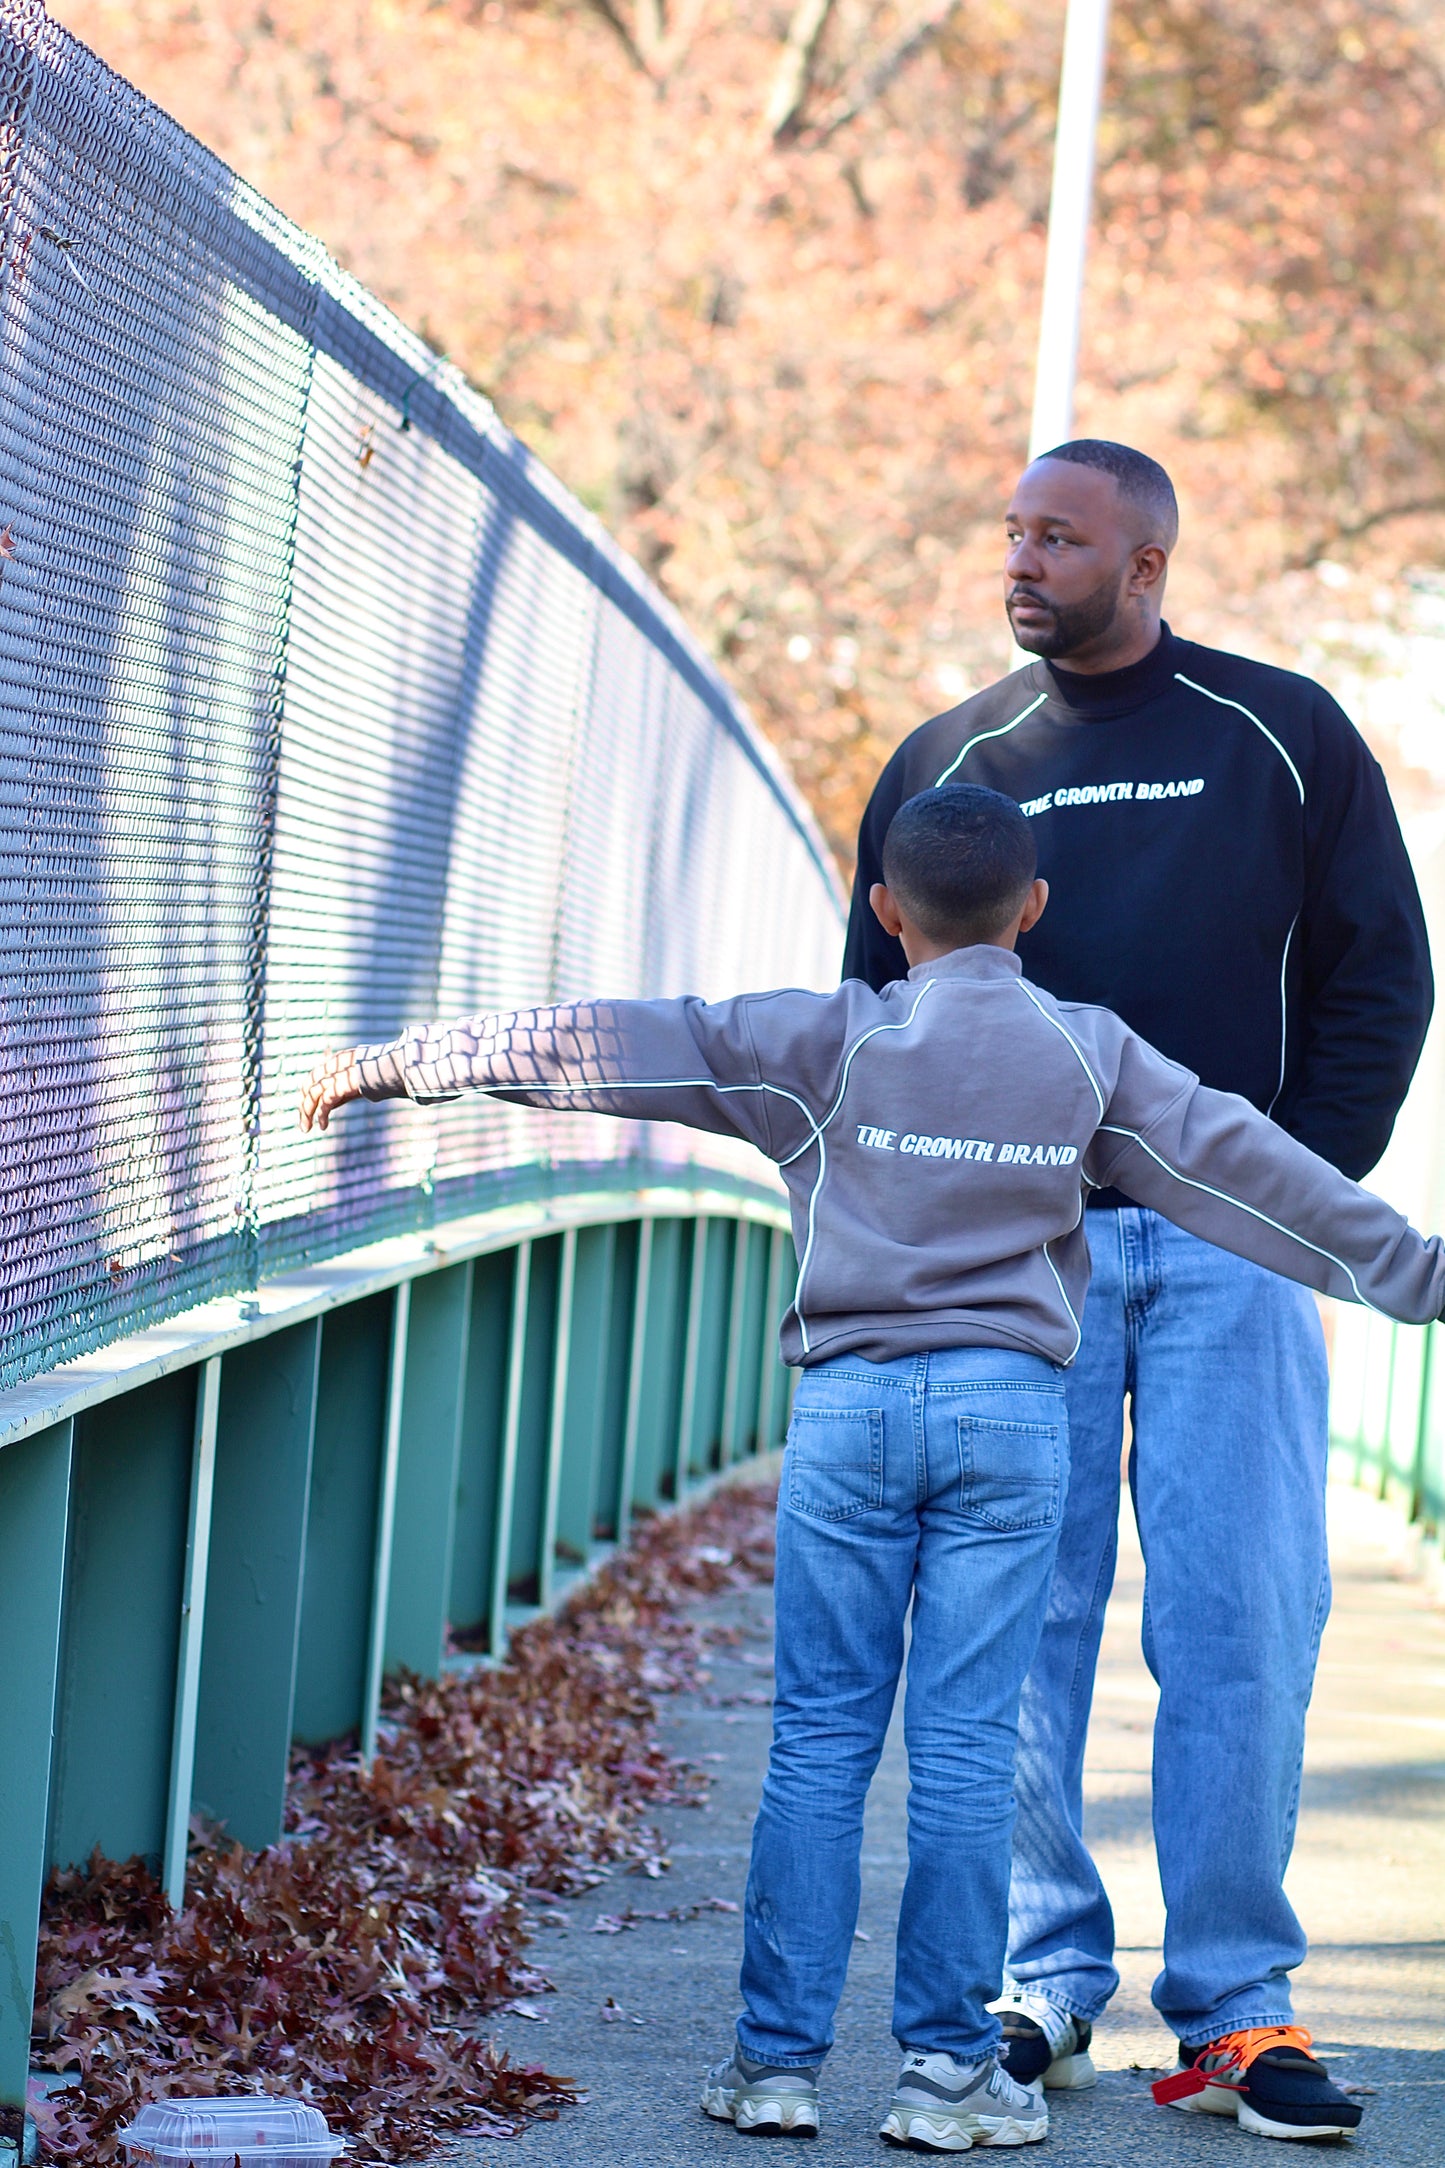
[300,1049,366,1133]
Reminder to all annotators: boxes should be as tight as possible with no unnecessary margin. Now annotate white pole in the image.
[1028,0,1113,461]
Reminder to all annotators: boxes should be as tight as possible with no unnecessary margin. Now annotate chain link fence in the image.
[0,2,844,1391]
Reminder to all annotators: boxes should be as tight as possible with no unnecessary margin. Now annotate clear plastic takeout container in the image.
[118,2096,347,2167]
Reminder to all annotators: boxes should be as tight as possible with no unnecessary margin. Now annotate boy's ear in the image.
[870,882,905,938]
[1018,877,1049,934]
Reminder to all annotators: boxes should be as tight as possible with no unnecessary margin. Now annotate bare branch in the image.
[582,0,654,75]
[1291,495,1445,567]
[810,0,965,147]
[765,0,839,142]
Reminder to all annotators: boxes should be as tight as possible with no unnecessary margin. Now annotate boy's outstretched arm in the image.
[300,994,820,1164]
[1087,1030,1445,1324]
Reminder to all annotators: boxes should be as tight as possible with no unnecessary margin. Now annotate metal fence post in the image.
[163,1358,221,1906]
[616,1217,654,1535]
[539,1229,578,1612]
[361,1283,411,1762]
[489,1240,534,1658]
[0,1419,73,2167]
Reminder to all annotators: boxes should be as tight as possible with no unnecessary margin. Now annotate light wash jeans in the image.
[736,1346,1070,2068]
[1006,1208,1331,2046]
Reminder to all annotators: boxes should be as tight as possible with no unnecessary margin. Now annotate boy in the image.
[301,786,1445,2152]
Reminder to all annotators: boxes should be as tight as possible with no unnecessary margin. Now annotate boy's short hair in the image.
[881,785,1037,946]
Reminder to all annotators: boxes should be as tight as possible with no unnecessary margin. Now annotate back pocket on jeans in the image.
[957,1416,1061,1531]
[786,1408,884,1521]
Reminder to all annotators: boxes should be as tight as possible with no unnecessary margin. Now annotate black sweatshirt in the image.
[843,624,1433,1194]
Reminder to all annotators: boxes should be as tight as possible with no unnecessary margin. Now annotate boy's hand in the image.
[300,1049,366,1132]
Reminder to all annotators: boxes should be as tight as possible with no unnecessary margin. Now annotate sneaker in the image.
[989,1986,1097,2090]
[702,2046,821,2136]
[1152,2026,1365,2140]
[880,2050,1048,2151]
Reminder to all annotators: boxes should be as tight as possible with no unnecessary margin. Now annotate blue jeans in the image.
[737,1346,1070,2068]
[1006,1209,1331,2045]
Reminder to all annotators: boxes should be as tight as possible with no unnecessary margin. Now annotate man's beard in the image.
[1007,575,1121,658]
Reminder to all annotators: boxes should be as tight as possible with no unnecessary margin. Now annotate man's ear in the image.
[1129,543,1169,598]
[1018,877,1049,934]
[870,882,905,938]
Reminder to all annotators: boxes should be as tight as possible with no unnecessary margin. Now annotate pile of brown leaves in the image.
[31,1480,777,2163]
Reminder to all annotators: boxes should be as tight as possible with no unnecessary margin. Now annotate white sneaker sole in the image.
[1168,2086,1357,2140]
[1042,2050,1097,2091]
[702,2083,820,2136]
[880,2107,1050,2151]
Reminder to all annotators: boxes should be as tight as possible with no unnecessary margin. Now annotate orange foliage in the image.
[51,0,1445,858]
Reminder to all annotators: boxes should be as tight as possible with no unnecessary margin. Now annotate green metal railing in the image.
[1328,1303,1445,1535]
[0,1176,794,2149]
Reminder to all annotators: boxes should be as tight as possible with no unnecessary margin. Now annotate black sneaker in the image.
[1152,2027,1364,2139]
[989,1987,1097,2089]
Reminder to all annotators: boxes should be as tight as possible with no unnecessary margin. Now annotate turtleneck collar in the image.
[1036,621,1180,720]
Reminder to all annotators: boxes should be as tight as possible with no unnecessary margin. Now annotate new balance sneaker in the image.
[702,2046,821,2136]
[989,1987,1097,2090]
[880,2050,1048,2151]
[1152,2026,1365,2140]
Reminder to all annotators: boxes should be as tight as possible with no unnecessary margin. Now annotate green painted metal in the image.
[489,1242,534,1655]
[720,1217,759,1467]
[615,1217,654,1532]
[4,1187,794,2135]
[674,1217,712,1501]
[191,1320,322,1849]
[727,1223,771,1461]
[292,1294,393,1745]
[630,1216,691,1506]
[593,1218,640,1542]
[538,1230,578,1612]
[691,1217,736,1480]
[552,1222,616,1569]
[49,1371,196,1870]
[361,1285,410,1764]
[163,1357,220,1906]
[0,1419,72,2162]
[449,1249,515,1641]
[384,1261,473,1679]
[506,1236,563,1611]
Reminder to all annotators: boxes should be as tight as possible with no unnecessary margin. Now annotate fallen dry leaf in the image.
[34,1480,777,2162]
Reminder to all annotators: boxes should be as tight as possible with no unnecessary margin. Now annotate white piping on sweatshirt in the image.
[784,978,938,1351]
[1096,1121,1383,1314]
[931,690,1049,787]
[1174,671,1305,1117]
[1015,981,1106,1120]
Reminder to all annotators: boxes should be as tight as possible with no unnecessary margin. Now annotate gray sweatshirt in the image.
[350,946,1445,1367]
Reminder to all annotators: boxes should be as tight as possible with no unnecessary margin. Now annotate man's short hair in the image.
[1034,438,1179,549]
[881,785,1037,947]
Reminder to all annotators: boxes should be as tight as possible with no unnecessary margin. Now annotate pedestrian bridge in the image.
[0,14,841,2153]
[0,12,1441,2167]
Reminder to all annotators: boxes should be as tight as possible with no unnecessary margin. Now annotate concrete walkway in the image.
[476,1487,1445,2165]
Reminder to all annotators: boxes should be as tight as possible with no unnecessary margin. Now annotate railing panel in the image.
[191,1319,321,1849]
[448,1248,514,1643]
[48,1371,197,1870]
[384,1261,473,1680]
[0,1419,72,2150]
[291,1292,394,1744]
[552,1222,616,1573]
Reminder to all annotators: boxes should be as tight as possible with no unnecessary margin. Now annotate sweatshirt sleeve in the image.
[842,745,910,990]
[347,994,821,1162]
[1273,695,1433,1178]
[1087,1028,1445,1323]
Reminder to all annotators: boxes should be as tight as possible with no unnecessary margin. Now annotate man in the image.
[843,440,1433,2142]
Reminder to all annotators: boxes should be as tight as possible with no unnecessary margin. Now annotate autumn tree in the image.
[53,0,1445,854]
